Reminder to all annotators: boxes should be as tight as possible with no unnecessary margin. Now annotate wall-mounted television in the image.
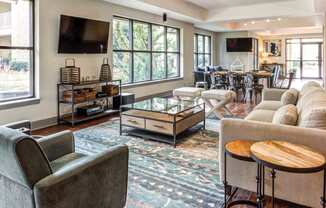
[226,38,253,52]
[58,15,110,54]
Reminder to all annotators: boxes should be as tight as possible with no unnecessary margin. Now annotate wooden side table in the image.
[251,140,326,208]
[224,140,262,207]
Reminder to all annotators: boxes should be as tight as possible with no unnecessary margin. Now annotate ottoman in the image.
[173,87,204,100]
[201,89,236,119]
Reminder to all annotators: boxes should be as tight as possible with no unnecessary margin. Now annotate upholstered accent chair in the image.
[0,127,129,208]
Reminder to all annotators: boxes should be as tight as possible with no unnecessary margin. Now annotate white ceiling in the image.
[185,0,289,9]
[105,0,325,35]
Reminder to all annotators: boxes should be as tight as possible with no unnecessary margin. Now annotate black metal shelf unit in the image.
[57,79,122,126]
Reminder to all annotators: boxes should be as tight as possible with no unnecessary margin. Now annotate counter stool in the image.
[224,140,263,208]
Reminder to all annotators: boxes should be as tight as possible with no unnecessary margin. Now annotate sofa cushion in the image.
[245,109,275,123]
[272,104,298,126]
[301,81,321,92]
[255,101,283,111]
[281,88,299,105]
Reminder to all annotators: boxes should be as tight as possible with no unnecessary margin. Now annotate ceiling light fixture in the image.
[277,18,282,21]
[266,19,270,23]
[251,21,255,25]
[244,23,248,26]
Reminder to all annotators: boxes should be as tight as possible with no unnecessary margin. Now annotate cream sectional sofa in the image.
[219,81,326,207]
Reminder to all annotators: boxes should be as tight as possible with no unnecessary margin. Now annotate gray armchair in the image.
[0,127,129,208]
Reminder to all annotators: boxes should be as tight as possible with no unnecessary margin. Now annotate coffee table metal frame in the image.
[251,142,326,208]
[224,141,264,208]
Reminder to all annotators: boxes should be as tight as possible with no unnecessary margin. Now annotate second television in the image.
[58,15,110,54]
[226,38,253,52]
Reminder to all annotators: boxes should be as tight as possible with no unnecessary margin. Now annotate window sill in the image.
[122,77,184,89]
[0,97,40,110]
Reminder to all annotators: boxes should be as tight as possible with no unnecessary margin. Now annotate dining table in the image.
[213,70,273,88]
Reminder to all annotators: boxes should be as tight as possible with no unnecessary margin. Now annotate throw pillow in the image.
[281,88,299,105]
[272,104,298,126]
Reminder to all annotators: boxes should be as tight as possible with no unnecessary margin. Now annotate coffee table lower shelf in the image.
[120,110,205,147]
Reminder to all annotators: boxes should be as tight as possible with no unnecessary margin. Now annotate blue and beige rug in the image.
[74,118,225,208]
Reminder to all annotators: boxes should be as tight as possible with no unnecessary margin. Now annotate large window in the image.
[286,38,323,79]
[0,0,34,102]
[194,34,211,69]
[113,16,180,84]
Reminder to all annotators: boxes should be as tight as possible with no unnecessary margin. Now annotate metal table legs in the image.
[260,167,326,208]
[224,151,260,208]
[322,169,326,208]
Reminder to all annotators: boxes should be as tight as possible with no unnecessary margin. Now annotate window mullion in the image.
[149,23,153,81]
[165,26,168,79]
[130,20,134,83]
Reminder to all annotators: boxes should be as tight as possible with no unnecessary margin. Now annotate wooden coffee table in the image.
[224,140,262,207]
[120,97,205,147]
[251,140,326,208]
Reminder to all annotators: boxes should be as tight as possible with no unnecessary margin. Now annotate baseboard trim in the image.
[32,117,57,130]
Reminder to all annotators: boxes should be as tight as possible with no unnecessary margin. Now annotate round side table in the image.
[224,140,263,208]
[251,140,326,208]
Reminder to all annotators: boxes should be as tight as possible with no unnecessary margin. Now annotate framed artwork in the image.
[263,40,282,57]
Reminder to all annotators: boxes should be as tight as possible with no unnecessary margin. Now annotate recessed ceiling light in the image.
[266,19,270,23]
[244,23,248,26]
[251,21,255,25]
[277,18,282,21]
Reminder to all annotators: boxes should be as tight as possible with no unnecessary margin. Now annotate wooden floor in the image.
[33,101,306,208]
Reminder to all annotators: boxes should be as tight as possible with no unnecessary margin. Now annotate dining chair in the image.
[271,65,281,88]
[244,73,264,104]
[211,72,228,89]
[228,72,245,101]
[275,72,295,89]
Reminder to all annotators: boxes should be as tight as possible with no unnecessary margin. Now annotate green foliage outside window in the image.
[113,17,180,84]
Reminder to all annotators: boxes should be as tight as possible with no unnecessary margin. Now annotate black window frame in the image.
[285,38,323,79]
[0,0,35,103]
[112,16,181,85]
[194,33,211,69]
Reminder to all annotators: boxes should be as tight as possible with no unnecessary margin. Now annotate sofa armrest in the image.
[4,120,31,132]
[34,145,129,208]
[219,118,326,181]
[37,130,75,162]
[262,88,287,101]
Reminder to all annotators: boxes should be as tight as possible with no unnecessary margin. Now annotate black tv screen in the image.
[226,38,253,52]
[58,15,110,54]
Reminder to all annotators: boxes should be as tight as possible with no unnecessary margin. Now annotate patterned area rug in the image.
[74,118,225,208]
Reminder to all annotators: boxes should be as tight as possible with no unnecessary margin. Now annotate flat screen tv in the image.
[58,15,110,54]
[226,38,253,52]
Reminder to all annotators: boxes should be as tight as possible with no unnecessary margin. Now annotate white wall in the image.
[215,31,256,70]
[0,0,210,125]
[324,16,326,87]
